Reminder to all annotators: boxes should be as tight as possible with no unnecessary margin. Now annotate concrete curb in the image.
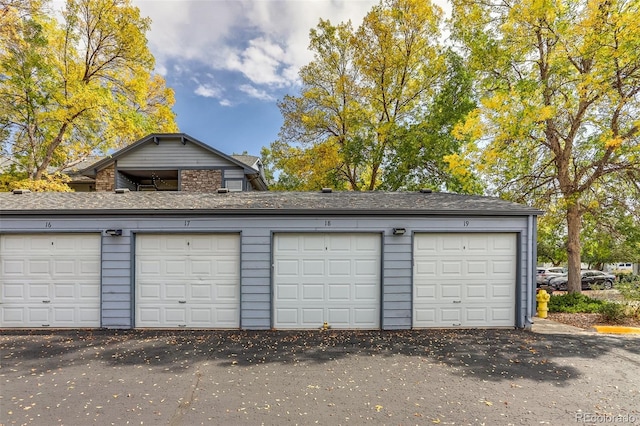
[591,325,640,335]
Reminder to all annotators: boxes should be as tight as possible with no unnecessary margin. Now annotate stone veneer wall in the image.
[95,164,115,192]
[180,169,223,192]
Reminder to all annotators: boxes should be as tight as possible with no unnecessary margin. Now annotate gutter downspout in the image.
[526,215,534,329]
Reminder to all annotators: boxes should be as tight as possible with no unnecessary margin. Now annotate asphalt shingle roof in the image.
[0,191,542,216]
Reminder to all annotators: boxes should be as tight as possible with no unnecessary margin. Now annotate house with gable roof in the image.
[68,133,267,192]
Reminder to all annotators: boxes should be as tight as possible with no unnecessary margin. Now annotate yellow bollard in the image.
[536,289,551,318]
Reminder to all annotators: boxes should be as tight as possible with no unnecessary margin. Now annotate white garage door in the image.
[273,233,380,329]
[136,234,240,328]
[413,233,516,328]
[0,234,101,328]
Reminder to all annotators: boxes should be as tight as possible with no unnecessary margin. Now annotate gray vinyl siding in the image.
[117,139,236,168]
[101,231,132,328]
[0,214,536,330]
[382,233,413,329]
[224,169,245,179]
[241,229,271,329]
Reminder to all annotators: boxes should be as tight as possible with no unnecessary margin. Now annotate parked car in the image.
[536,267,567,285]
[548,270,616,291]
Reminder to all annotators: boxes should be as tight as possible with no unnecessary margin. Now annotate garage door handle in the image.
[453,300,461,304]
[178,300,186,304]
[42,300,51,303]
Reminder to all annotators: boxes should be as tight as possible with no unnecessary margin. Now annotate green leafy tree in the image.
[0,0,177,184]
[380,49,479,192]
[451,0,640,292]
[270,0,461,191]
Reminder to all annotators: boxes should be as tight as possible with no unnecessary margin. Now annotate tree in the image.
[0,0,177,185]
[451,0,640,292]
[380,49,479,192]
[270,0,452,191]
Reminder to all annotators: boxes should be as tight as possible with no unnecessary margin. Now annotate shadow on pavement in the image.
[2,329,638,386]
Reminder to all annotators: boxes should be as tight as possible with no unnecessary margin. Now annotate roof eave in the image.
[0,208,544,216]
[79,133,260,176]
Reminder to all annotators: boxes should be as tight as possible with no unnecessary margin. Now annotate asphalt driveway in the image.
[1,328,639,425]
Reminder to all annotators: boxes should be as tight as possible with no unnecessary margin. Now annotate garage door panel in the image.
[327,308,350,324]
[135,234,240,328]
[491,284,513,298]
[415,237,437,252]
[190,260,212,275]
[441,308,462,323]
[165,284,187,299]
[492,260,513,275]
[2,259,24,275]
[1,234,101,328]
[466,236,489,251]
[490,309,513,323]
[467,261,488,275]
[415,285,436,299]
[273,233,380,329]
[353,309,378,327]
[328,259,350,275]
[138,284,161,300]
[80,260,100,275]
[53,283,75,299]
[165,307,187,323]
[414,233,516,328]
[415,260,436,275]
[327,284,349,300]
[303,284,324,300]
[328,235,352,251]
[303,259,325,275]
[190,308,212,324]
[355,236,378,252]
[466,285,488,299]
[191,283,213,299]
[138,307,161,324]
[441,284,462,299]
[276,284,298,300]
[216,283,240,300]
[1,307,25,325]
[275,259,299,275]
[2,283,26,300]
[29,284,51,299]
[414,308,436,324]
[275,308,298,326]
[275,235,299,251]
[138,259,161,275]
[442,262,463,275]
[303,236,325,252]
[465,308,488,322]
[29,260,50,275]
[355,283,378,300]
[299,309,322,325]
[355,259,378,275]
[442,237,463,252]
[165,260,187,275]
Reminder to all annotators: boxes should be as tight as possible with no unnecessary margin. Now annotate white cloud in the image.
[133,0,378,92]
[239,84,275,101]
[194,84,222,98]
[225,37,289,87]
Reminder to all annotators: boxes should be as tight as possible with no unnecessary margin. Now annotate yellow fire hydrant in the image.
[536,289,550,318]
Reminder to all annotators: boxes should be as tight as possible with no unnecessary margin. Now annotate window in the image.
[225,180,244,192]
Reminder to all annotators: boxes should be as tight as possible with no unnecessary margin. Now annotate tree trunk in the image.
[566,202,583,293]
[33,123,69,180]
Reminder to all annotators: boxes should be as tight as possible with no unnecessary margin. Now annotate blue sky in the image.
[130,0,380,157]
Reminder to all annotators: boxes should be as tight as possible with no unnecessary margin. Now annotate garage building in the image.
[0,190,541,330]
